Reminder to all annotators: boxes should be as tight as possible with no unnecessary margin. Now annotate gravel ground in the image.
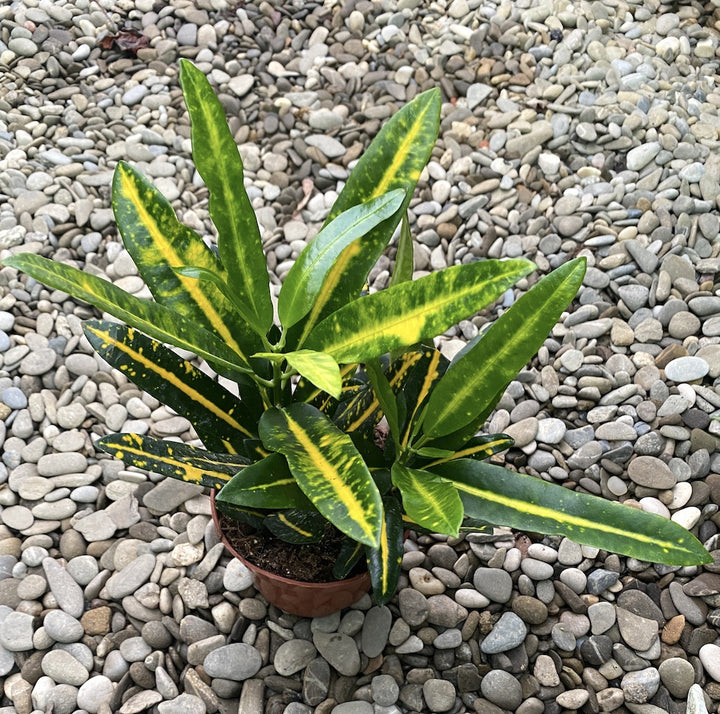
[2,0,720,712]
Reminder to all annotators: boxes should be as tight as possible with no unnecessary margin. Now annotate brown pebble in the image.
[81,606,112,635]
[662,614,685,644]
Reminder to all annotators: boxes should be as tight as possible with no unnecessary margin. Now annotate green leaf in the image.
[333,538,365,580]
[112,161,261,364]
[283,350,342,399]
[306,258,535,364]
[95,433,249,490]
[366,496,404,606]
[279,189,405,329]
[2,253,252,378]
[436,459,712,566]
[390,213,414,289]
[422,258,586,438]
[259,404,383,547]
[179,59,272,334]
[391,463,463,537]
[364,358,401,447]
[85,320,259,454]
[290,88,442,345]
[420,434,514,467]
[217,452,313,510]
[265,510,329,544]
[214,500,267,531]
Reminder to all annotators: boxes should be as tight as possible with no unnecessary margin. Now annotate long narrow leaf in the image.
[2,253,251,377]
[112,161,261,362]
[436,460,711,566]
[391,463,462,537]
[366,496,404,606]
[305,259,535,364]
[291,89,442,345]
[265,510,328,544]
[421,434,514,468]
[217,452,312,510]
[422,258,586,438]
[389,214,414,288]
[96,433,248,490]
[179,60,272,333]
[279,189,405,329]
[259,404,383,547]
[85,320,259,453]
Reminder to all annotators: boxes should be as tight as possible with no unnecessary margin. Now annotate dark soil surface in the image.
[217,511,364,583]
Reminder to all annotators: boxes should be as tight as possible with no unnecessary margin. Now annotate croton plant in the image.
[3,61,709,604]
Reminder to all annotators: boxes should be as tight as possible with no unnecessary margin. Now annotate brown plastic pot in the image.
[210,492,371,618]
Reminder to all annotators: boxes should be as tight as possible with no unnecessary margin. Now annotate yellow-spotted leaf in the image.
[112,161,260,363]
[214,501,267,530]
[366,496,404,605]
[391,463,462,537]
[216,452,313,510]
[85,320,259,453]
[2,253,251,378]
[279,189,405,329]
[259,404,383,548]
[422,258,586,438]
[179,60,272,334]
[305,259,535,364]
[290,89,441,345]
[436,459,712,566]
[265,510,328,544]
[95,433,249,490]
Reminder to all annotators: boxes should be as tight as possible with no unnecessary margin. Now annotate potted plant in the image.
[2,61,709,617]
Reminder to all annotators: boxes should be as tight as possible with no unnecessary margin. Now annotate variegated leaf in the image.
[95,433,248,489]
[437,459,712,566]
[366,496,404,606]
[265,510,329,544]
[85,320,258,453]
[259,404,383,547]
[420,434,514,468]
[2,253,251,378]
[279,189,405,329]
[112,161,261,363]
[216,452,312,510]
[305,259,535,364]
[422,258,586,438]
[290,89,441,345]
[391,463,462,537]
[332,538,365,580]
[179,60,273,333]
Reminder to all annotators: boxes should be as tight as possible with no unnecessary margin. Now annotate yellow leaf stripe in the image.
[454,481,690,558]
[310,262,532,363]
[372,98,435,198]
[343,351,422,433]
[105,436,235,486]
[117,165,248,361]
[425,438,511,468]
[379,516,390,594]
[402,349,442,446]
[284,413,378,545]
[87,324,252,439]
[276,513,313,538]
[297,240,362,347]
